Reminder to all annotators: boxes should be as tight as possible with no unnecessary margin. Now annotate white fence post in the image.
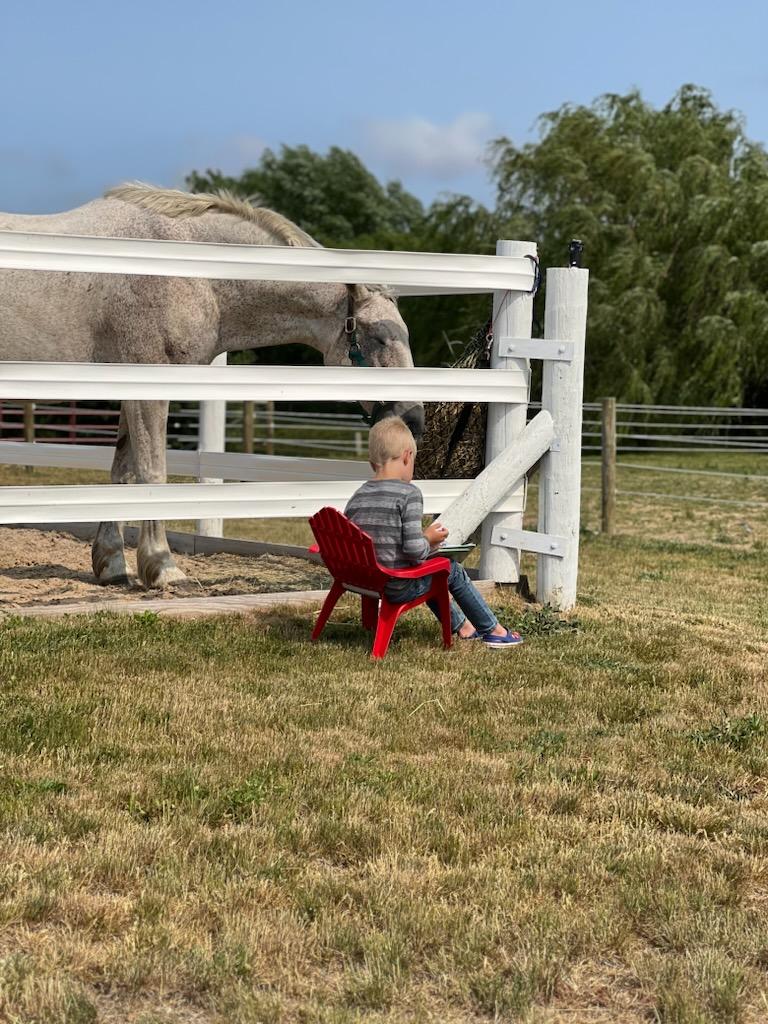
[479,239,536,583]
[537,266,589,610]
[197,352,227,537]
[436,411,554,543]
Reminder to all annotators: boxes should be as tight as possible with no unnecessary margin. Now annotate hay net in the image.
[414,322,491,481]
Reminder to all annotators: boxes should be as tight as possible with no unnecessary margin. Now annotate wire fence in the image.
[583,397,767,535]
[578,401,768,453]
[2,399,767,455]
[0,400,369,455]
[1,397,766,527]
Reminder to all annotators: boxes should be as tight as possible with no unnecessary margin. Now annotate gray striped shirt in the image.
[345,480,431,592]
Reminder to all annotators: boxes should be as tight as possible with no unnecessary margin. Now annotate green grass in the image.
[1,452,768,1020]
[0,525,767,1022]
[578,450,768,550]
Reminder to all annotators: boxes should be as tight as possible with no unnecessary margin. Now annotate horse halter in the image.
[344,285,367,367]
[343,285,386,426]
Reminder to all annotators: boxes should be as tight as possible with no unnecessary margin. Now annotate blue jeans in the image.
[385,560,499,635]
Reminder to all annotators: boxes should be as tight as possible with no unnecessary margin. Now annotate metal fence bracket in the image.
[498,336,574,362]
[490,525,568,558]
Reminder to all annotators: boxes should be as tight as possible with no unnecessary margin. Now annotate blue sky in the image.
[1,0,766,214]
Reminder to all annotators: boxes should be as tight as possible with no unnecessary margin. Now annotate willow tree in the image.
[491,86,768,406]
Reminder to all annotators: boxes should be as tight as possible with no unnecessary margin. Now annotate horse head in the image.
[323,283,425,440]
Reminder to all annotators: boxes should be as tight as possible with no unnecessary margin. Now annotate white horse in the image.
[0,183,423,587]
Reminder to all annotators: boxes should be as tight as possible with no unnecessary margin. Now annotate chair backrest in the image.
[309,507,388,592]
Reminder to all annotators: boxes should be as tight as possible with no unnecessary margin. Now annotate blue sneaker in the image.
[482,629,524,649]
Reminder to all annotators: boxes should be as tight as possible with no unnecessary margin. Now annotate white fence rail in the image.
[0,361,529,405]
[0,231,535,295]
[0,441,369,480]
[0,478,525,525]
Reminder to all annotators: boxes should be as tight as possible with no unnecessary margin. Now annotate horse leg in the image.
[92,406,134,584]
[124,399,187,588]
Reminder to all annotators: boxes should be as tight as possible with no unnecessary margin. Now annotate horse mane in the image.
[104,181,394,297]
[104,181,319,248]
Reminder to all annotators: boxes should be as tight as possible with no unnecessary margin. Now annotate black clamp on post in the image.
[568,239,584,268]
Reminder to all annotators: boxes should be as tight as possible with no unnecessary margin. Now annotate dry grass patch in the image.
[1,455,768,1020]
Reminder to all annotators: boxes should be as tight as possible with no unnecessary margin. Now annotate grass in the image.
[1,453,768,1020]
[578,451,768,550]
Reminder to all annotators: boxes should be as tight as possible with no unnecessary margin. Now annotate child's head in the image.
[368,416,417,481]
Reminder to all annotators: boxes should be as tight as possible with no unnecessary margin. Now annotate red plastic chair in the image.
[308,506,452,659]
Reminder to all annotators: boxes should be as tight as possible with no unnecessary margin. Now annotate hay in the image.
[415,323,491,481]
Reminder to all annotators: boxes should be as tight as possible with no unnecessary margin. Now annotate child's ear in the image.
[402,449,412,466]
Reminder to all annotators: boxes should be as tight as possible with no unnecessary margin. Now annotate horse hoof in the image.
[141,564,187,589]
[96,573,134,587]
[92,552,131,584]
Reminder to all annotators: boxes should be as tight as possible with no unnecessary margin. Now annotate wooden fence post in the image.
[601,396,616,536]
[242,400,254,454]
[23,401,35,474]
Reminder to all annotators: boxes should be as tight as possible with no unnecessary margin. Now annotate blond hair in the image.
[368,416,417,467]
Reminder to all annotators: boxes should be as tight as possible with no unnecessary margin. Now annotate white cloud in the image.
[230,135,267,167]
[364,113,493,178]
[175,134,267,183]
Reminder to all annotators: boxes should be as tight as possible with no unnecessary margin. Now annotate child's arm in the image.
[401,489,432,564]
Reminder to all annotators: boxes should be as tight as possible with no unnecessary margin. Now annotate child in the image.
[345,416,523,649]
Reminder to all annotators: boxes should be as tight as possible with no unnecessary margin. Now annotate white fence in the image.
[0,230,588,609]
[0,230,535,293]
[0,361,530,404]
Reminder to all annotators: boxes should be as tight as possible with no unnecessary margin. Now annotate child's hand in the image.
[424,522,449,546]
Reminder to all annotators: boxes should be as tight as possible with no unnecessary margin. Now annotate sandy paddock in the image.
[0,527,329,611]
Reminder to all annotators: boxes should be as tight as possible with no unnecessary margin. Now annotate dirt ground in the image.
[0,527,330,610]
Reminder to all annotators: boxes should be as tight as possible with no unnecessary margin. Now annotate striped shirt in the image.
[345,479,431,595]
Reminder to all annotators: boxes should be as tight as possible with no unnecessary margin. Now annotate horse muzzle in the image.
[368,402,425,441]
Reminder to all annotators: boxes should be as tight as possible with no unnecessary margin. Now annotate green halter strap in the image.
[345,286,367,367]
[343,286,386,426]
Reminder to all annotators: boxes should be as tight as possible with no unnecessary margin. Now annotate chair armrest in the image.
[386,556,451,580]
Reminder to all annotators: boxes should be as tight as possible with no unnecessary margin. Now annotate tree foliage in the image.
[188,146,498,366]
[187,144,424,249]
[187,89,768,404]
[492,85,768,406]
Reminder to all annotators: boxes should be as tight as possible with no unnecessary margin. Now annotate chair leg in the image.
[371,600,401,659]
[361,595,379,631]
[312,580,345,640]
[436,582,452,649]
